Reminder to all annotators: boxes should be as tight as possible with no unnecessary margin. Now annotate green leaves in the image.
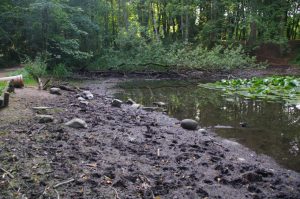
[200,76,300,105]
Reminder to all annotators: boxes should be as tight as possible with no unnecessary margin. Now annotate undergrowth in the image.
[88,30,260,72]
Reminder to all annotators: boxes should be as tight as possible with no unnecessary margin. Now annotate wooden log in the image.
[0,75,24,88]
[0,97,3,107]
[3,92,9,107]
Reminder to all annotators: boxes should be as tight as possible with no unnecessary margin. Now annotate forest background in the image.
[0,0,299,73]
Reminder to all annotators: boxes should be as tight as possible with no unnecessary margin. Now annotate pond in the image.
[115,79,300,172]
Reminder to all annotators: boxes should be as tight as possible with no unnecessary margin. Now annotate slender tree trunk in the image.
[185,11,189,42]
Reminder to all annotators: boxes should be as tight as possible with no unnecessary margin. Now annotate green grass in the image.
[0,81,7,96]
[9,68,37,86]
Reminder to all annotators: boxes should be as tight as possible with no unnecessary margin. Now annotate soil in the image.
[0,77,300,199]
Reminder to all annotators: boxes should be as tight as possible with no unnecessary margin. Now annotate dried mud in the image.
[0,78,299,199]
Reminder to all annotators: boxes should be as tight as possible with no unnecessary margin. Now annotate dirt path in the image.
[0,66,22,78]
[0,79,299,199]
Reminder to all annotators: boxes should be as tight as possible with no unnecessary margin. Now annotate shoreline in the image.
[0,78,299,198]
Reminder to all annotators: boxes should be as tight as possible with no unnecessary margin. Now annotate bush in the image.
[23,56,47,78]
[50,63,70,78]
[89,25,259,72]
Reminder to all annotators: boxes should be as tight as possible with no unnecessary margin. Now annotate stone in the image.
[80,100,89,106]
[131,103,142,109]
[82,91,94,100]
[198,128,207,134]
[239,122,247,128]
[181,119,198,130]
[112,99,123,108]
[126,98,136,105]
[296,104,300,110]
[65,118,87,129]
[50,88,61,95]
[78,97,86,101]
[153,101,167,107]
[36,115,54,123]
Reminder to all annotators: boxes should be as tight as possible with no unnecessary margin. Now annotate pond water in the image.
[115,79,300,172]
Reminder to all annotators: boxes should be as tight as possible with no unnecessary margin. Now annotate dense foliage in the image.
[0,0,299,71]
[200,76,300,105]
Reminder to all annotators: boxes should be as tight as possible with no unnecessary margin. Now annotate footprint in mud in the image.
[175,153,201,164]
[215,163,235,175]
[196,188,209,198]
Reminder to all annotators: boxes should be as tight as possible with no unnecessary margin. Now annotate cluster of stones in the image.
[34,88,95,129]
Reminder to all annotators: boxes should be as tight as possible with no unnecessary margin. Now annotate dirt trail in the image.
[0,66,22,78]
[0,79,299,199]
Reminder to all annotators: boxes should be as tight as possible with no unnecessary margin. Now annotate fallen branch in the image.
[53,178,75,189]
[55,189,60,199]
[111,187,120,199]
[0,167,14,178]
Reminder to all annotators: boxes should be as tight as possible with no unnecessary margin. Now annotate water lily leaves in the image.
[199,76,300,105]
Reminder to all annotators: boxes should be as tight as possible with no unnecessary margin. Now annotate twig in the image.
[0,167,14,178]
[53,178,75,189]
[37,125,46,134]
[55,189,60,199]
[111,187,120,199]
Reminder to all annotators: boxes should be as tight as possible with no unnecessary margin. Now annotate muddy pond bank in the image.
[114,79,300,172]
[0,78,300,199]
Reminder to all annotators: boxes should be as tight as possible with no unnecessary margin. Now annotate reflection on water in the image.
[115,79,300,172]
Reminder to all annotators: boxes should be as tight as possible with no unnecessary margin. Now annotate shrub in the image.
[23,56,47,78]
[50,63,70,78]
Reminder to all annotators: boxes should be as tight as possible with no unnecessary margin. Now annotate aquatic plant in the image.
[200,76,300,105]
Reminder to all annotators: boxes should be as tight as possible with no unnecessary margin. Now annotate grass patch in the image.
[0,81,7,96]
[200,76,300,105]
[9,68,37,86]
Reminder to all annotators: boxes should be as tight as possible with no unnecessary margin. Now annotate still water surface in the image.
[115,79,300,172]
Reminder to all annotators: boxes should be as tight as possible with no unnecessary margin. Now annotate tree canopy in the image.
[0,0,299,69]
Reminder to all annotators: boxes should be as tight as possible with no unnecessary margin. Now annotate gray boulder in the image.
[112,99,123,108]
[65,118,88,129]
[36,115,54,123]
[50,88,61,95]
[181,119,198,130]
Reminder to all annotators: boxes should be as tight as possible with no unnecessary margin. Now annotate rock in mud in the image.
[50,88,61,95]
[153,101,167,107]
[36,115,54,123]
[126,98,136,105]
[78,97,86,101]
[198,128,207,134]
[112,99,123,108]
[65,118,88,129]
[82,91,94,100]
[80,100,89,106]
[239,122,247,128]
[181,119,198,130]
[131,103,142,109]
